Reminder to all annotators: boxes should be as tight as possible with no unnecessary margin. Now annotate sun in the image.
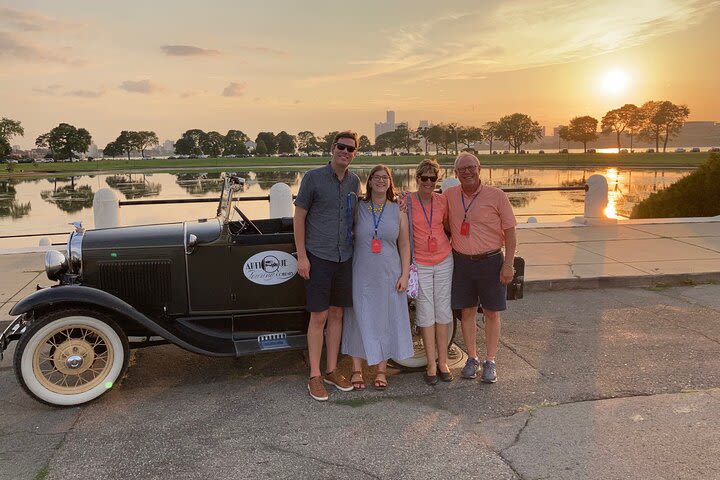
[601,69,630,94]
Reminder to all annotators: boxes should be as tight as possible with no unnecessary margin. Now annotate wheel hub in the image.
[53,338,96,375]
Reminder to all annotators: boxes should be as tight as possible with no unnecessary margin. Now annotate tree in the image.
[255,140,268,156]
[174,129,205,156]
[557,125,570,151]
[224,130,250,155]
[0,118,24,157]
[102,141,123,159]
[565,116,599,153]
[458,126,484,150]
[116,130,140,160]
[447,123,460,154]
[358,135,372,153]
[640,100,690,152]
[393,124,419,154]
[495,113,543,153]
[135,131,159,158]
[482,121,498,153]
[601,104,640,153]
[255,132,278,154]
[428,124,451,154]
[416,126,431,155]
[35,123,92,160]
[200,131,225,157]
[276,131,296,154]
[375,131,397,154]
[625,105,644,153]
[319,131,339,155]
[297,131,319,154]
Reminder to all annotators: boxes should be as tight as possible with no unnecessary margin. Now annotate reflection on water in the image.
[106,174,162,199]
[0,166,693,248]
[0,179,31,219]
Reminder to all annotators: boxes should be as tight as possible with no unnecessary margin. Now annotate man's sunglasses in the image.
[334,143,356,153]
[418,175,438,182]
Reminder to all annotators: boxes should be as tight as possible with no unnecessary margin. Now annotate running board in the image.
[233,332,307,357]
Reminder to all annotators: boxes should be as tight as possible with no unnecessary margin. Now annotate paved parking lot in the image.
[2,285,720,479]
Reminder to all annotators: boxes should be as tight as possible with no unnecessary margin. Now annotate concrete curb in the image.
[525,271,720,292]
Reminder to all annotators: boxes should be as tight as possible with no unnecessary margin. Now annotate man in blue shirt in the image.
[294,131,361,401]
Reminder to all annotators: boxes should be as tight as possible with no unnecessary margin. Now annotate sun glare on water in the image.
[601,70,630,94]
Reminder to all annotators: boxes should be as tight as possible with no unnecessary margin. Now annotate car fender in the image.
[9,285,225,357]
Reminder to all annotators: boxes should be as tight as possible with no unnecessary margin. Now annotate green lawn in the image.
[2,151,711,176]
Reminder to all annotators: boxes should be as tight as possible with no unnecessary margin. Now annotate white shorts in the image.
[415,254,454,328]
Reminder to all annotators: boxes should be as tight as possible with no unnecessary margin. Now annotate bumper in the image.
[0,315,25,361]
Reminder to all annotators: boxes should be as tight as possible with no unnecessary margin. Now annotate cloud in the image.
[0,32,74,64]
[0,7,78,32]
[33,84,63,95]
[222,82,247,97]
[303,0,719,85]
[161,45,220,57]
[120,80,164,94]
[66,89,104,98]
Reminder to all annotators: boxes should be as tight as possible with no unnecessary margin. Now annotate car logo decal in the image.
[243,250,297,285]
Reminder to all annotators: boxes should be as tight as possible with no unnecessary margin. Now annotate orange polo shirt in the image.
[409,192,452,266]
[445,183,517,255]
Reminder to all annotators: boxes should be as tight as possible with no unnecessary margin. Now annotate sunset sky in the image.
[2,0,719,149]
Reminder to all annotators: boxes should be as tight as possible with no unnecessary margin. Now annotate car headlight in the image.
[45,250,68,281]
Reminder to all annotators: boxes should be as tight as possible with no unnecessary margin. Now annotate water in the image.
[0,166,693,249]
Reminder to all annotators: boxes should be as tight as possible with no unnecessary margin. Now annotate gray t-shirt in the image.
[294,163,361,262]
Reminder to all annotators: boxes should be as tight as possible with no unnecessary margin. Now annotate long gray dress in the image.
[342,200,413,365]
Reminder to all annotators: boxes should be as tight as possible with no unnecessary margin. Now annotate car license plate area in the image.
[257,333,289,350]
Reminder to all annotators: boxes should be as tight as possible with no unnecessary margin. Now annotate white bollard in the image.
[441,177,460,192]
[269,183,293,218]
[584,174,608,219]
[93,188,120,229]
[527,217,538,223]
[575,174,616,225]
[38,237,51,246]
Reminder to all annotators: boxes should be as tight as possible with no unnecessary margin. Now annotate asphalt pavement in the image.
[2,284,720,480]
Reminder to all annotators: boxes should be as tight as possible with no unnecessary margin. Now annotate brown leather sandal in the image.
[351,370,365,390]
[373,370,388,390]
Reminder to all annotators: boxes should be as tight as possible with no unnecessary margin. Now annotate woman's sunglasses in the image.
[334,143,356,153]
[418,175,438,182]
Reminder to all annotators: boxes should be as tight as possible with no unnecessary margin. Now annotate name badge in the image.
[428,236,438,252]
[460,221,470,236]
[371,238,382,253]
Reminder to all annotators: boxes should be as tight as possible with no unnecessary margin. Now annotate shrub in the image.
[630,153,720,218]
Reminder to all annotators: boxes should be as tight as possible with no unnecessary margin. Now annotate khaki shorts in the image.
[415,254,454,328]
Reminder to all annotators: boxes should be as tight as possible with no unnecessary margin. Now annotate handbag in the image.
[506,256,525,300]
[406,196,419,299]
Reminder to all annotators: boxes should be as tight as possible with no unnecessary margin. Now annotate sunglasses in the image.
[334,143,356,153]
[418,175,438,182]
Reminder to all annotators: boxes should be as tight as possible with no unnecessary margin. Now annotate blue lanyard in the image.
[370,200,386,238]
[346,193,354,244]
[416,193,433,233]
[461,190,480,221]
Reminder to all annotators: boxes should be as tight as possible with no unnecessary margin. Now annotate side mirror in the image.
[186,234,198,255]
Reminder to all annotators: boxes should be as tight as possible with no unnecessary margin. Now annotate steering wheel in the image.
[234,206,262,234]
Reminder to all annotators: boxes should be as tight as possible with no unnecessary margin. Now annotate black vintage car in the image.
[1,175,320,406]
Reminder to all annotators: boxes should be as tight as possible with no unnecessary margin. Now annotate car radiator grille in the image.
[97,260,172,307]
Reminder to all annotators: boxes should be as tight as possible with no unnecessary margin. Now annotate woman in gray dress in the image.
[342,165,413,390]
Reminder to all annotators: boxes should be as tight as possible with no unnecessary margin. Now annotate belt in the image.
[453,248,502,261]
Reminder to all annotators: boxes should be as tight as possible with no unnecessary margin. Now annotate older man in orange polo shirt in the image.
[445,152,517,383]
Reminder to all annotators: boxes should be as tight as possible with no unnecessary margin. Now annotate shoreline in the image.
[1,152,710,178]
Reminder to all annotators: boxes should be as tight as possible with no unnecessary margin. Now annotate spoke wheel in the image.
[15,309,128,407]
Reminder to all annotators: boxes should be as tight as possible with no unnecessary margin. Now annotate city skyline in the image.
[2,0,720,149]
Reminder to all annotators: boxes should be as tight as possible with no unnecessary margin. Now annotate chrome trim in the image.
[66,223,84,276]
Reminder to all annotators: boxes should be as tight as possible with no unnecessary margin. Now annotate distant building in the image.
[418,120,430,129]
[163,140,175,152]
[88,142,99,157]
[374,110,408,139]
[245,140,256,151]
